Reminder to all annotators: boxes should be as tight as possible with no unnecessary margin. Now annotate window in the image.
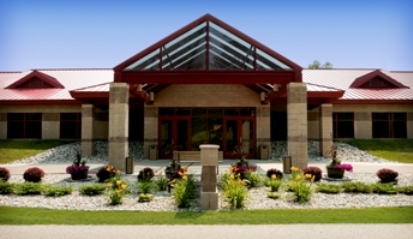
[333,113,354,138]
[372,113,407,138]
[60,113,81,139]
[7,113,42,139]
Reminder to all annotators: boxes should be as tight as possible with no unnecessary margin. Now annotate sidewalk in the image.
[2,159,413,175]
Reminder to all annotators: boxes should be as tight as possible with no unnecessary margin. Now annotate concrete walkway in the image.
[2,159,413,175]
[1,225,413,239]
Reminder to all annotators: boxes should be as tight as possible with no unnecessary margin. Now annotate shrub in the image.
[244,171,262,188]
[96,165,118,182]
[268,176,282,192]
[42,185,72,197]
[222,176,248,209]
[341,182,373,194]
[316,183,342,194]
[155,174,169,191]
[397,186,413,195]
[79,184,106,196]
[266,168,283,180]
[106,174,129,205]
[302,167,322,182]
[267,192,280,199]
[137,181,154,194]
[291,180,313,204]
[376,168,398,183]
[14,182,43,195]
[172,175,198,208]
[0,167,11,182]
[371,183,398,194]
[137,167,155,182]
[23,167,45,182]
[137,193,154,203]
[0,181,14,194]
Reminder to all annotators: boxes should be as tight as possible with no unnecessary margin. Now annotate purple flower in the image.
[66,165,90,174]
[335,163,353,172]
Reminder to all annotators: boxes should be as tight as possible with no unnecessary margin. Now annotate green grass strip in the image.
[1,206,412,224]
[341,139,413,163]
[0,140,75,164]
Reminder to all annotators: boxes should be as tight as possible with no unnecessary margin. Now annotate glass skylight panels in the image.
[124,50,160,70]
[256,49,291,70]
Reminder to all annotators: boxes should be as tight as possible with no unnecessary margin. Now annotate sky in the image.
[0,0,412,71]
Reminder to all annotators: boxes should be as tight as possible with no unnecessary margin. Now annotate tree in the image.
[308,60,333,69]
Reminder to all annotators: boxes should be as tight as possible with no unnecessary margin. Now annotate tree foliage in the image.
[308,60,333,69]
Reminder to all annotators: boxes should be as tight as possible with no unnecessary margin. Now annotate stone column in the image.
[354,112,371,139]
[200,144,219,210]
[319,104,333,157]
[42,113,59,139]
[109,83,129,171]
[143,106,158,159]
[256,106,271,159]
[287,82,308,169]
[81,104,94,156]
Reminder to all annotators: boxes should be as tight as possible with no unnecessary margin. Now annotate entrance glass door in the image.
[159,118,190,158]
[223,118,254,159]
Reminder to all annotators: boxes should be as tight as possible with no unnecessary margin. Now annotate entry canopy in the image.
[114,14,302,84]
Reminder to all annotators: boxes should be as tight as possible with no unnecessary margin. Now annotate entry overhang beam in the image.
[121,71,295,84]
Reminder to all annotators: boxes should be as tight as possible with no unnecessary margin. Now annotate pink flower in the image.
[335,163,353,172]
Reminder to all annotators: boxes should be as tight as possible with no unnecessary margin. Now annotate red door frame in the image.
[222,116,256,159]
[158,116,191,158]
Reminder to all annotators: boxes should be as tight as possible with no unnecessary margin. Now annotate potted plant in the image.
[66,149,89,180]
[326,144,352,179]
[230,145,257,179]
[164,159,181,180]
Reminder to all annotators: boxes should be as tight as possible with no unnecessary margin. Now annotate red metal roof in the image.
[1,69,412,103]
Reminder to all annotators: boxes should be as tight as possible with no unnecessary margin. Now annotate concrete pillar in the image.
[354,112,372,139]
[287,82,308,169]
[109,83,129,171]
[81,105,94,156]
[256,106,271,159]
[319,104,333,157]
[143,106,158,159]
[200,144,219,210]
[0,113,7,139]
[42,113,59,139]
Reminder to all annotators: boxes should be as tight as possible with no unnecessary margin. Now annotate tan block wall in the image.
[319,104,333,157]
[108,83,129,171]
[0,105,81,139]
[307,109,320,140]
[144,84,266,159]
[333,104,413,139]
[94,109,109,140]
[287,83,308,169]
[81,104,94,156]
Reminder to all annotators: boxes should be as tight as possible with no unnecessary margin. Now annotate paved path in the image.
[1,225,413,239]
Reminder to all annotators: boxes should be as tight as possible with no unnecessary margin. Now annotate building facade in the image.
[1,14,412,170]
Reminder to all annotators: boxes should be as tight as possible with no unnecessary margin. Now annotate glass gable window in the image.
[123,21,292,71]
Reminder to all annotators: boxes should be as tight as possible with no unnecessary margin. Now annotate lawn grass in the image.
[0,140,75,164]
[0,206,412,224]
[340,139,413,163]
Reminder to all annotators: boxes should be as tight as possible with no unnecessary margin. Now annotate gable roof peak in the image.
[350,69,409,89]
[5,70,65,89]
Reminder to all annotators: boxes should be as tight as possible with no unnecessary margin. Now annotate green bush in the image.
[341,182,373,194]
[42,185,73,197]
[0,181,14,194]
[267,178,282,192]
[137,181,154,194]
[267,192,280,199]
[13,182,43,195]
[172,175,198,208]
[155,175,169,191]
[291,180,313,204]
[372,183,398,194]
[137,193,154,203]
[244,171,262,188]
[397,186,413,195]
[79,184,106,196]
[222,178,248,209]
[317,183,342,194]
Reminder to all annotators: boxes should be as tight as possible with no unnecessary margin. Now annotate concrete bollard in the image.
[200,144,219,210]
